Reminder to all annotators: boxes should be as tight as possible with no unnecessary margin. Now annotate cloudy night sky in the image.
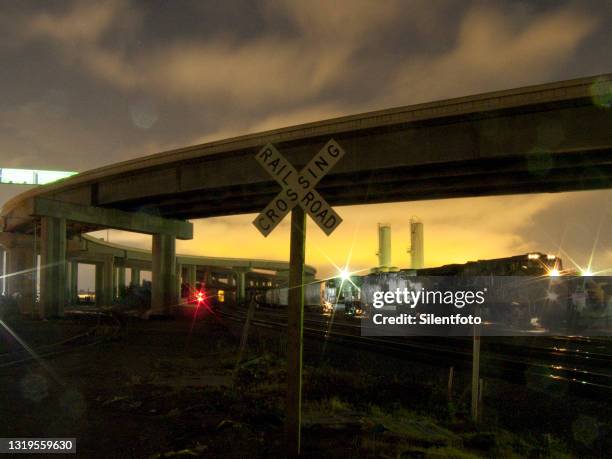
[1,0,612,287]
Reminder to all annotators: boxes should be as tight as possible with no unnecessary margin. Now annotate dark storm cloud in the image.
[1,0,609,168]
[523,190,612,273]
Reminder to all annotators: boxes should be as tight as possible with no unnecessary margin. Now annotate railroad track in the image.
[220,305,612,398]
[0,310,122,369]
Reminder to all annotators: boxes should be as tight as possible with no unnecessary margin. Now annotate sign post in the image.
[471,316,481,422]
[286,205,306,454]
[253,139,345,456]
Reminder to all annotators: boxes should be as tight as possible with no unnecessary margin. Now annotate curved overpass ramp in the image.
[68,235,316,308]
[1,74,612,317]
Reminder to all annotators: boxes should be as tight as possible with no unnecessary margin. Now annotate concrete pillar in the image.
[117,267,126,298]
[152,233,176,315]
[176,263,183,301]
[5,244,37,315]
[69,261,78,305]
[187,265,196,290]
[40,216,66,318]
[104,258,115,305]
[131,267,141,287]
[112,267,118,300]
[95,256,114,306]
[95,263,104,306]
[237,270,247,303]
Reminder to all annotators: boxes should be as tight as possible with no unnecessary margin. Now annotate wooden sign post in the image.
[253,140,345,456]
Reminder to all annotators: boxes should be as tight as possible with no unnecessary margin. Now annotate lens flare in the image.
[195,291,205,305]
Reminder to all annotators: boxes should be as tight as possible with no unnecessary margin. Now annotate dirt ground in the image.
[0,311,609,458]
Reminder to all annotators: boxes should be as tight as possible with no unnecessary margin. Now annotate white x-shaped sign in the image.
[253,139,345,236]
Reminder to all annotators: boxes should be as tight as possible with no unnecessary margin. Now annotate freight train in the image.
[253,252,609,332]
[266,252,564,314]
[263,283,324,310]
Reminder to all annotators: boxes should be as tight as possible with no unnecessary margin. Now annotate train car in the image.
[326,253,565,319]
[360,271,413,310]
[417,252,561,276]
[264,282,323,309]
[245,271,283,305]
[265,253,566,320]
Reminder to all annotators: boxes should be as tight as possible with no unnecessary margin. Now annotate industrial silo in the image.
[409,218,424,269]
[377,223,392,271]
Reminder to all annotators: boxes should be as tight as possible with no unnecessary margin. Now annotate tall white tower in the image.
[409,218,424,269]
[377,223,392,270]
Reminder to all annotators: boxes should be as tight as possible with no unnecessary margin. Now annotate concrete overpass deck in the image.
[2,73,611,232]
[76,234,316,275]
[1,73,611,317]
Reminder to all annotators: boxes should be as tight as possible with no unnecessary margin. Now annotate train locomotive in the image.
[264,253,562,308]
[319,252,562,313]
[243,252,612,333]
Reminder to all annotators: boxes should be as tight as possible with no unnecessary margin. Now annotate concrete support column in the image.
[95,256,114,306]
[152,233,176,315]
[69,261,79,305]
[131,267,141,287]
[104,258,115,305]
[6,244,37,315]
[237,270,247,303]
[40,216,66,318]
[112,268,118,300]
[176,263,183,301]
[117,267,126,298]
[95,263,104,307]
[187,265,196,290]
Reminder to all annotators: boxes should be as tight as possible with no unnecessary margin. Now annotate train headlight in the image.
[548,269,560,277]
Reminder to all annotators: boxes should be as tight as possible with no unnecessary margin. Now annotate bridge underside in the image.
[1,74,611,318]
[123,148,612,219]
[2,76,609,231]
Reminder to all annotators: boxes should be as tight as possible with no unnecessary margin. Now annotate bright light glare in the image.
[548,269,560,277]
[581,270,593,277]
[339,269,351,281]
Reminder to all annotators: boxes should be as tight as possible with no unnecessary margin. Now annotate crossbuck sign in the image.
[253,139,345,236]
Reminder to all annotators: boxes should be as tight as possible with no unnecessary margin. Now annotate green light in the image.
[0,168,77,185]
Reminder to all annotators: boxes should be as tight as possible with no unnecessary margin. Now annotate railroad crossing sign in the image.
[253,139,345,236]
[252,138,345,455]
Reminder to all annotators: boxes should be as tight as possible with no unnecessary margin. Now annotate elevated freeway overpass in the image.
[0,232,316,316]
[1,73,611,318]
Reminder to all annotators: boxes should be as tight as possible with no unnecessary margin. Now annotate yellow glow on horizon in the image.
[83,190,612,280]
